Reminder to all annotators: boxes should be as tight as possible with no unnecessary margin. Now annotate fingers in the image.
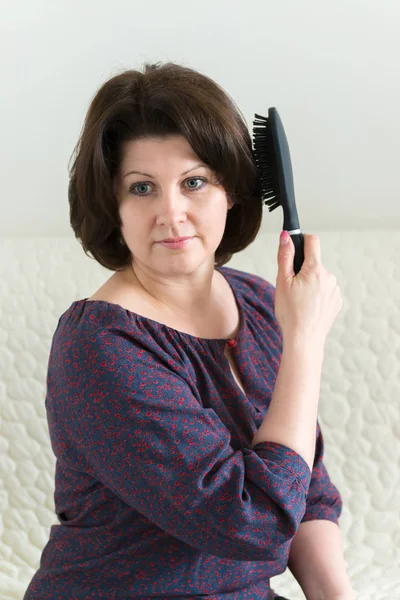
[303,234,321,267]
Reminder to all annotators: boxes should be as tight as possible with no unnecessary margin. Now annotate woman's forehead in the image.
[119,136,208,174]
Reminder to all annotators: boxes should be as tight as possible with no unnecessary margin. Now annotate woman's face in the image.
[115,135,233,277]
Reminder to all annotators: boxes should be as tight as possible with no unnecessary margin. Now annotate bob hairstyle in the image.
[68,62,263,270]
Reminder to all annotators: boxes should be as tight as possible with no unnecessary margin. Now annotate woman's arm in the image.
[288,520,355,600]
[287,423,353,599]
[251,339,325,471]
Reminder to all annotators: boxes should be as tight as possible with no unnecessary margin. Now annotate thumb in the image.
[277,230,294,280]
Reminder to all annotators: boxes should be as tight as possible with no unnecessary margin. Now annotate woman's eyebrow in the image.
[123,162,208,179]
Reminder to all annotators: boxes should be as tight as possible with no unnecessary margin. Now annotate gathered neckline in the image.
[74,267,246,346]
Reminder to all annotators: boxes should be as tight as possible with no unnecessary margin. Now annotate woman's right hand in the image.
[274,231,343,348]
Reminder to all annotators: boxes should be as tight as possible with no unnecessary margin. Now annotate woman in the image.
[24,62,353,599]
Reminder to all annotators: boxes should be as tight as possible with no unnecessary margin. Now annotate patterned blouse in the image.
[24,266,342,600]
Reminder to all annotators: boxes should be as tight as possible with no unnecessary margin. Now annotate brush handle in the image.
[288,230,304,275]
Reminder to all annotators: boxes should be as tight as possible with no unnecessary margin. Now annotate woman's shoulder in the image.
[218,266,276,305]
[57,271,152,336]
[53,273,159,357]
[219,266,280,342]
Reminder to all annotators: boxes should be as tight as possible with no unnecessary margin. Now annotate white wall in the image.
[2,0,400,237]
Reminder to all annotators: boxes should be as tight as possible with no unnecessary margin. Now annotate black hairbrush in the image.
[252,108,304,275]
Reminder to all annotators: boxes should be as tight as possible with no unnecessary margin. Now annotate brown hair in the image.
[68,62,263,270]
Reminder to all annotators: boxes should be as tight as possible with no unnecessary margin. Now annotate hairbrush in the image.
[252,108,304,275]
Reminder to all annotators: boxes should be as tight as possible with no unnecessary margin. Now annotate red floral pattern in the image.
[24,266,342,599]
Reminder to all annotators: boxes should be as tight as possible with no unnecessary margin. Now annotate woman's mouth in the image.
[157,237,194,249]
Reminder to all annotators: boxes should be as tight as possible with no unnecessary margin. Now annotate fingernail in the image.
[280,230,289,245]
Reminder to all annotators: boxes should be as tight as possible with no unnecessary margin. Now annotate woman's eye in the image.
[130,182,152,196]
[185,177,207,190]
[129,177,206,196]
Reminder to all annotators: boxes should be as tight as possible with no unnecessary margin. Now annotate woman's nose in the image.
[155,191,187,225]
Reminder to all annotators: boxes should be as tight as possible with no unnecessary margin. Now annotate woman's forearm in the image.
[251,339,325,470]
[287,520,354,600]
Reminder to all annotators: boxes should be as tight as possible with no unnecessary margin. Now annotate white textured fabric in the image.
[1,231,399,600]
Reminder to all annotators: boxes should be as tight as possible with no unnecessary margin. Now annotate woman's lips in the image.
[157,237,194,249]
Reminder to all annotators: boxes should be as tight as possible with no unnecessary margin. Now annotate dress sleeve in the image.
[301,421,343,525]
[47,323,312,562]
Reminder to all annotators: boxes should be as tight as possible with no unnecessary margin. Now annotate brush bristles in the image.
[252,113,280,212]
